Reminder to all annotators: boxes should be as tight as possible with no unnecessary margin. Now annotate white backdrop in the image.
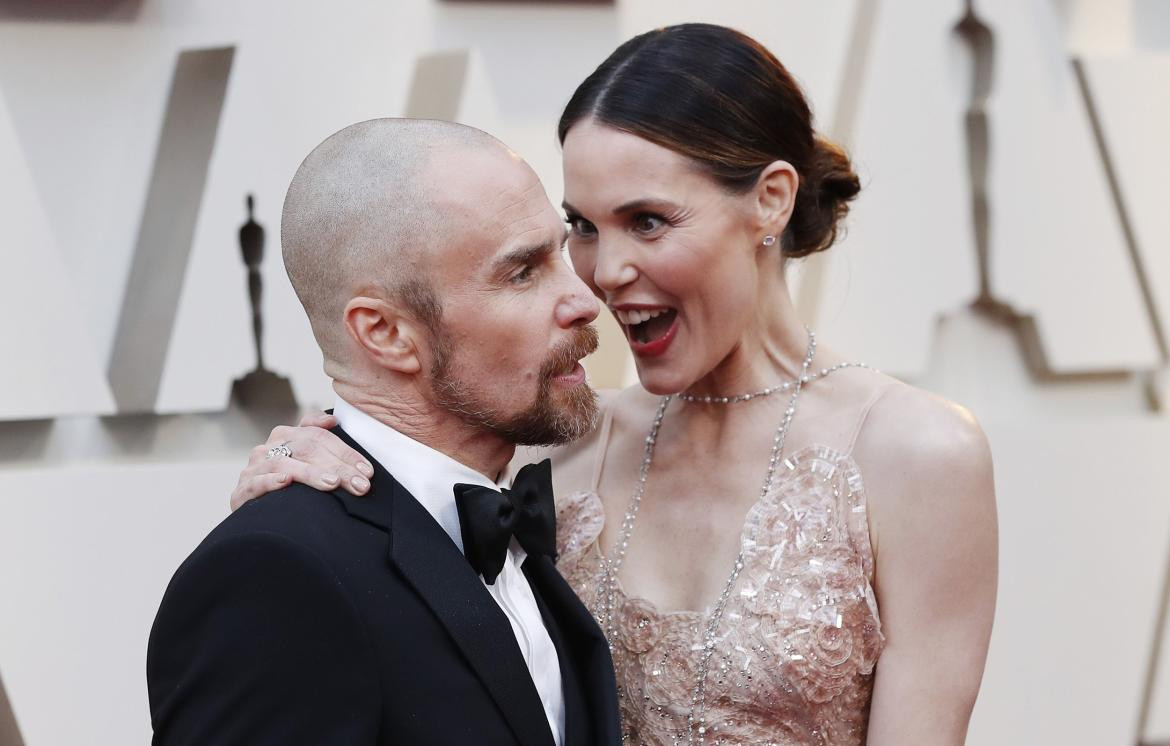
[1,0,1168,743]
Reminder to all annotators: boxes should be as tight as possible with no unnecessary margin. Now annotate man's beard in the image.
[429,324,600,446]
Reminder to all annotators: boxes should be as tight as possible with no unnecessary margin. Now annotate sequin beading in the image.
[555,444,885,745]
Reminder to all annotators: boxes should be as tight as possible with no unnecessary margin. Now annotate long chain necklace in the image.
[595,329,868,745]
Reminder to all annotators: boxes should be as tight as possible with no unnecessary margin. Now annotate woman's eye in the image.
[566,216,597,237]
[633,214,667,234]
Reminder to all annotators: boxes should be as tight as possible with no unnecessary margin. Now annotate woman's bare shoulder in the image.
[851,379,995,555]
[859,380,991,470]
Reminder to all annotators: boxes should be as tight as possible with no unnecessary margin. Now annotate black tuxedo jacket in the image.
[147,428,620,745]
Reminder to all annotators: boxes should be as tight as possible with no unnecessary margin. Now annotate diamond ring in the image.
[266,442,293,459]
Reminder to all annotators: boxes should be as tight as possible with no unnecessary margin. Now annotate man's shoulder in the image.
[223,481,347,533]
[186,483,377,579]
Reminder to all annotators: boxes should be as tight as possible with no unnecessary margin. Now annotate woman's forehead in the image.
[563,134,712,209]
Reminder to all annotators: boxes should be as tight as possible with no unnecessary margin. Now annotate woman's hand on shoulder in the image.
[857,384,997,745]
[230,412,375,512]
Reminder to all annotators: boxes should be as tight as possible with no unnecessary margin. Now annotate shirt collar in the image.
[333,396,507,556]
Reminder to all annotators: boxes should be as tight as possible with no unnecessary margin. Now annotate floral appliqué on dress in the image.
[556,445,885,745]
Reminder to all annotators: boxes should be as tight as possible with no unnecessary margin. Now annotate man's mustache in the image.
[542,324,600,380]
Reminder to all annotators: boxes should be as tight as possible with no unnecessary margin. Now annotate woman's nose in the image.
[592,239,638,292]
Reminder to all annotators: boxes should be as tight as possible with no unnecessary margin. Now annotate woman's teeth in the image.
[614,308,670,325]
[615,307,678,345]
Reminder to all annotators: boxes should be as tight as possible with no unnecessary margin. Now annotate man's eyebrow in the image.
[493,229,568,271]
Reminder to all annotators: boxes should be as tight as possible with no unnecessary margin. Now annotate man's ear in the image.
[755,160,799,242]
[343,296,424,375]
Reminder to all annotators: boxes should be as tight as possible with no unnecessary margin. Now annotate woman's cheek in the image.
[568,250,601,296]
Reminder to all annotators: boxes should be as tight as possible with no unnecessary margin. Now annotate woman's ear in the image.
[344,296,424,375]
[755,160,799,242]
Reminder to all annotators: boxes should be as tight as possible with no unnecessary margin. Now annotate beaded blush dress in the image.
[554,385,889,745]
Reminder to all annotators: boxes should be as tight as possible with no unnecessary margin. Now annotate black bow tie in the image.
[453,459,558,585]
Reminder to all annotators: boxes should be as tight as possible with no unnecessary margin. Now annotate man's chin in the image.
[432,363,599,447]
[511,383,599,447]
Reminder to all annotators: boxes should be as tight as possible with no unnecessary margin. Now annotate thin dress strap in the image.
[844,378,899,456]
[589,397,619,492]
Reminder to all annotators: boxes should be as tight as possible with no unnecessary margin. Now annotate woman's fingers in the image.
[261,426,372,496]
[229,422,373,514]
[230,472,290,512]
[298,411,338,429]
[280,422,374,492]
[265,424,300,448]
[306,427,374,484]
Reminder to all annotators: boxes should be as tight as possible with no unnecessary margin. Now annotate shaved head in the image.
[281,118,508,369]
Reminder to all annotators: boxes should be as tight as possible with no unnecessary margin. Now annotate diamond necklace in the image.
[595,328,829,745]
[677,360,873,404]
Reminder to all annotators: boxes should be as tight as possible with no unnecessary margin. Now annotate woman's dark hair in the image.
[558,23,860,258]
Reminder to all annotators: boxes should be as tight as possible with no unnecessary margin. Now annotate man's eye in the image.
[565,216,597,237]
[511,265,535,283]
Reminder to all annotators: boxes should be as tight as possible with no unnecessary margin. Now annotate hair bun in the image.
[783,136,860,258]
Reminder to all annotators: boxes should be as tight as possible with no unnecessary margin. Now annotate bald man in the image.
[146,120,620,746]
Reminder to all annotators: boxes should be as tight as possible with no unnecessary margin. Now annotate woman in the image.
[231,24,997,745]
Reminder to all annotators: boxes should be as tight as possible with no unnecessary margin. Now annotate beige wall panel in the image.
[1060,0,1136,54]
[1079,56,1170,355]
[0,87,115,420]
[919,310,1149,421]
[0,462,235,745]
[917,310,1163,740]
[966,417,1170,745]
[429,3,620,208]
[1150,588,1170,741]
[1133,0,1170,50]
[157,4,434,413]
[0,25,178,366]
[616,0,859,129]
[809,0,977,377]
[982,0,1160,373]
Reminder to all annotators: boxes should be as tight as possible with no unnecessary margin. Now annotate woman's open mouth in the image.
[613,307,679,357]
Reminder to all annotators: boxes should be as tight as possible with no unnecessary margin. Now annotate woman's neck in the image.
[683,275,811,401]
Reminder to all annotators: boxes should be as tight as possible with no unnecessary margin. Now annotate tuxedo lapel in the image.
[524,556,621,746]
[523,557,588,746]
[328,427,555,746]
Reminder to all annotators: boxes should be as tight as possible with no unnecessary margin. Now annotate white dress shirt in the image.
[334,397,565,745]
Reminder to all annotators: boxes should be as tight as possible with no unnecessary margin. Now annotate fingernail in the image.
[321,473,339,486]
[351,476,370,493]
[357,461,374,477]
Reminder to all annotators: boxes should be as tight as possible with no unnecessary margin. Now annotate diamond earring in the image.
[762,234,777,247]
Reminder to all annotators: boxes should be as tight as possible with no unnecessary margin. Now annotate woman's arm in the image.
[229,387,625,511]
[230,412,373,511]
[857,386,998,744]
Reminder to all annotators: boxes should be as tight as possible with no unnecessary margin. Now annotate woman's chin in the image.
[632,362,692,396]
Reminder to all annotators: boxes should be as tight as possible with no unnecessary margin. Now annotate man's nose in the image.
[556,268,600,328]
